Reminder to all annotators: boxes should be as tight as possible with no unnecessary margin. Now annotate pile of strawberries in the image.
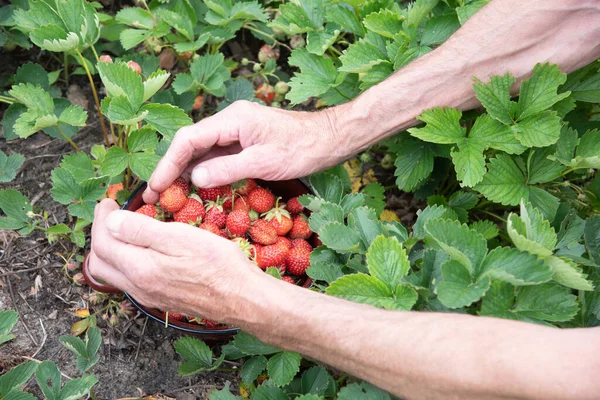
[133,177,314,328]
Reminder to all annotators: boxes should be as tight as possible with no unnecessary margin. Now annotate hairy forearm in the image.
[235,276,600,400]
[331,0,600,154]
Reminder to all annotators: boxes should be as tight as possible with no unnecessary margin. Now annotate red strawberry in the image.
[285,246,311,275]
[166,312,185,322]
[232,179,258,196]
[198,186,225,202]
[269,215,293,236]
[106,183,123,200]
[199,221,221,236]
[173,177,190,196]
[248,188,275,213]
[159,185,187,213]
[286,197,304,214]
[136,204,159,218]
[220,228,229,239]
[201,318,220,328]
[233,195,250,212]
[256,244,288,270]
[281,276,296,284]
[255,84,276,104]
[221,187,234,211]
[173,197,205,224]
[192,95,203,111]
[127,60,142,74]
[289,215,312,239]
[205,202,227,228]
[276,236,292,249]
[291,238,312,252]
[249,219,278,245]
[226,209,251,237]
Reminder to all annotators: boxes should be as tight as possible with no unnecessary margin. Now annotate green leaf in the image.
[306,28,340,56]
[14,63,49,90]
[0,189,33,231]
[250,384,288,400]
[0,361,37,396]
[408,108,465,144]
[527,148,565,184]
[424,218,488,274]
[564,129,600,169]
[100,146,128,177]
[451,141,486,187]
[267,351,301,387]
[97,61,144,110]
[241,356,267,384]
[269,2,317,35]
[479,281,516,320]
[420,13,460,46]
[232,332,281,356]
[175,337,216,376]
[59,374,98,400]
[337,382,390,400]
[511,111,561,148]
[143,70,170,103]
[437,260,490,308]
[468,114,526,155]
[507,201,557,257]
[306,247,344,283]
[413,205,449,240]
[366,235,409,290]
[544,256,593,291]
[130,152,160,182]
[474,154,528,206]
[1,103,27,141]
[286,49,338,104]
[115,7,154,29]
[0,151,24,183]
[513,283,579,322]
[208,382,241,400]
[9,83,53,113]
[308,202,344,232]
[141,103,192,141]
[517,63,570,120]
[340,193,366,215]
[156,8,194,41]
[0,310,18,346]
[300,366,331,396]
[326,4,364,36]
[119,28,151,50]
[30,24,79,52]
[562,64,600,103]
[470,220,499,240]
[35,361,61,400]
[326,273,393,307]
[58,104,87,127]
[456,0,489,25]
[584,216,600,265]
[173,32,211,53]
[479,247,552,285]
[362,182,386,217]
[265,267,282,280]
[347,206,382,250]
[318,222,363,253]
[393,136,435,191]
[128,127,158,153]
[363,9,403,38]
[309,172,344,204]
[472,72,515,125]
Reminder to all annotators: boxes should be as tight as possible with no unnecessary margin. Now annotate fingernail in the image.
[192,167,210,187]
[105,211,127,237]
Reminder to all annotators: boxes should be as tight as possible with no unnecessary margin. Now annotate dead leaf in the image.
[74,308,90,318]
[71,318,90,336]
[380,209,400,222]
[344,159,379,193]
[159,49,176,70]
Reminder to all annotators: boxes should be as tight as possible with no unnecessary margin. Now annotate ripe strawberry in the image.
[220,228,229,239]
[159,184,187,213]
[192,95,204,111]
[136,204,159,219]
[106,183,124,200]
[286,197,304,214]
[173,197,205,224]
[291,238,312,252]
[258,44,280,63]
[127,60,142,74]
[285,246,311,275]
[226,209,251,237]
[221,187,234,210]
[198,186,225,202]
[199,221,221,236]
[232,179,258,196]
[205,204,227,228]
[270,215,293,236]
[233,195,250,212]
[249,219,278,245]
[255,84,276,104]
[255,244,288,270]
[201,318,220,328]
[99,55,113,63]
[281,276,296,284]
[166,312,185,322]
[289,214,312,239]
[173,177,190,196]
[248,188,275,213]
[276,236,292,249]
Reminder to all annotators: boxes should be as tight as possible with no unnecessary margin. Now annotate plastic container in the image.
[82,179,314,341]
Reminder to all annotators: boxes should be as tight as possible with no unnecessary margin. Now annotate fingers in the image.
[190,146,268,187]
[87,251,132,292]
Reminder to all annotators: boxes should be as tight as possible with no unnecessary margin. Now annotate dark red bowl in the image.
[82,179,314,341]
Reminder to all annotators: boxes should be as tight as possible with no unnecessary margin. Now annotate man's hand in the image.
[143,101,344,204]
[88,199,270,323]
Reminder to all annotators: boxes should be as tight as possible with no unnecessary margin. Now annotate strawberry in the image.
[201,318,220,328]
[276,236,292,249]
[255,244,288,270]
[249,219,278,245]
[226,209,251,237]
[106,183,124,200]
[221,187,234,211]
[199,221,221,236]
[289,214,312,239]
[274,81,289,95]
[159,184,187,213]
[232,179,257,196]
[220,228,229,238]
[99,55,113,63]
[291,238,312,252]
[248,187,275,213]
[127,60,142,74]
[233,195,250,212]
[258,44,280,63]
[173,177,190,196]
[173,197,205,224]
[281,276,296,284]
[136,204,159,219]
[192,95,204,111]
[166,312,185,322]
[198,186,225,202]
[263,197,293,236]
[205,204,227,228]
[285,197,304,214]
[285,246,311,276]
[232,237,255,258]
[255,84,276,105]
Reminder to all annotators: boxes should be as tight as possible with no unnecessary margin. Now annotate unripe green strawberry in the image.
[274,81,289,95]
[289,214,312,239]
[241,58,250,66]
[173,198,205,224]
[381,153,394,169]
[290,34,305,49]
[248,187,275,213]
[249,219,278,245]
[226,209,251,237]
[285,246,311,275]
[360,152,372,163]
[253,63,262,72]
[159,185,187,213]
[256,244,288,270]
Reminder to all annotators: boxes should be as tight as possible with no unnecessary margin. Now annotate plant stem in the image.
[244,23,292,51]
[64,52,69,87]
[90,45,100,62]
[479,209,507,223]
[56,125,82,152]
[75,49,110,147]
[0,95,14,104]
[328,46,343,57]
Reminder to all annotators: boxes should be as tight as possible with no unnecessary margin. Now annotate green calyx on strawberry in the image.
[263,197,293,236]
[231,237,255,258]
[232,178,258,196]
[205,198,228,228]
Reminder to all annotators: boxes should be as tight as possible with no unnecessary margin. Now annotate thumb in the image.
[190,147,265,188]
